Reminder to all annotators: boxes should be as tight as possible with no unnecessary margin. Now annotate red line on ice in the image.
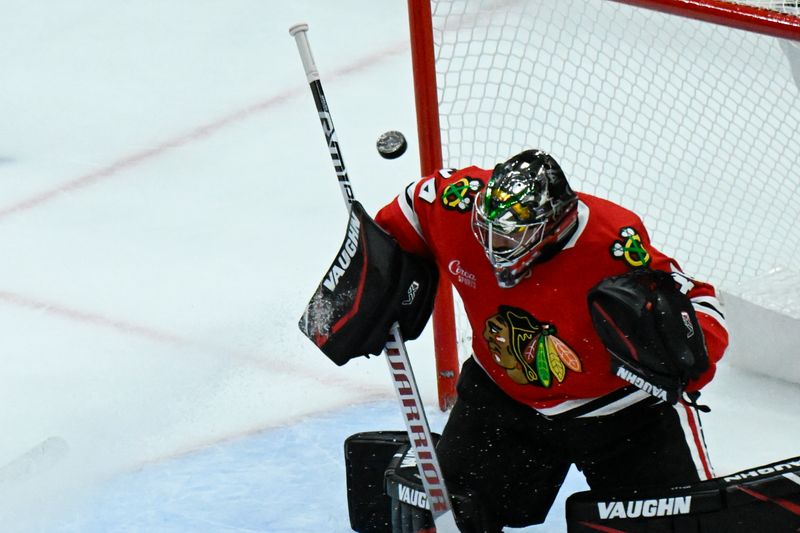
[0,41,402,416]
[0,290,189,344]
[0,42,405,222]
[0,289,387,396]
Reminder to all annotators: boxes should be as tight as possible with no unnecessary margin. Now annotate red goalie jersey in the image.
[375,167,729,417]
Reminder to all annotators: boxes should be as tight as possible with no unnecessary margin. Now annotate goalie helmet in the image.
[472,150,579,288]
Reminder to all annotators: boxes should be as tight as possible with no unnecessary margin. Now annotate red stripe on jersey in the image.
[375,194,430,257]
[681,402,713,479]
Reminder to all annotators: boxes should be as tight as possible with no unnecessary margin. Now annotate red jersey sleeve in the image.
[374,180,432,258]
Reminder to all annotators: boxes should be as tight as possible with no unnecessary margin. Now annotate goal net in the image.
[407,0,800,407]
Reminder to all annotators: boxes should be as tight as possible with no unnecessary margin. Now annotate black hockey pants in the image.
[436,357,712,531]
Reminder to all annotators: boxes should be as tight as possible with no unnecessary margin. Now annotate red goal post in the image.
[613,0,800,41]
[407,0,800,411]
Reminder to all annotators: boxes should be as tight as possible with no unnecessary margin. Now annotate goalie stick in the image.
[289,23,459,532]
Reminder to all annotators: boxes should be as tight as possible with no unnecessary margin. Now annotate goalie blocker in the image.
[298,201,438,366]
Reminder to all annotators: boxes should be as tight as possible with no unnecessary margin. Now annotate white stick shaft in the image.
[288,22,355,208]
[289,22,457,530]
[289,23,319,83]
[384,324,459,531]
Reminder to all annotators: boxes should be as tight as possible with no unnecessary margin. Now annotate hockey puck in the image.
[376,130,408,159]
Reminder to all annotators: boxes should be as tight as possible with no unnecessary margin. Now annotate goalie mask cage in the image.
[406,0,800,410]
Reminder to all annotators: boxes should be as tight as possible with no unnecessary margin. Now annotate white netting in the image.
[423,0,800,357]
[429,0,800,297]
[733,1,800,14]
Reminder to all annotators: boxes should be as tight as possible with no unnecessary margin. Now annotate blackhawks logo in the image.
[483,306,582,387]
[610,226,651,267]
[441,176,483,212]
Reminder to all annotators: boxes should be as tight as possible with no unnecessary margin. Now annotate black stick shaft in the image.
[288,22,458,532]
[289,23,355,209]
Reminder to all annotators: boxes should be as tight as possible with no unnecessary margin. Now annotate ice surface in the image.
[0,1,797,532]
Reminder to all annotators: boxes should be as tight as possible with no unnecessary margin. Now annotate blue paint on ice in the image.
[47,401,586,532]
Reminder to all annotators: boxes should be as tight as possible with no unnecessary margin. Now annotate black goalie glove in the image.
[298,201,438,366]
[587,269,708,404]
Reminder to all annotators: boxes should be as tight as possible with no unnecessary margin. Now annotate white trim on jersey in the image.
[575,390,652,418]
[673,401,714,480]
[534,397,596,417]
[562,200,589,250]
[691,295,727,331]
[473,351,653,419]
[397,181,425,241]
[472,355,606,418]
[525,388,650,418]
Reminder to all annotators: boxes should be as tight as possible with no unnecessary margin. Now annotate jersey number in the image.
[418,178,436,204]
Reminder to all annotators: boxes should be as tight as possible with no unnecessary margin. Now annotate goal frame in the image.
[406,0,800,411]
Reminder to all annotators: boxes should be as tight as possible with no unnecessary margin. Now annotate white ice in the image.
[0,1,798,532]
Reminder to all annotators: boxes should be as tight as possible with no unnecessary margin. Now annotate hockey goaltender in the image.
[300,150,800,532]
